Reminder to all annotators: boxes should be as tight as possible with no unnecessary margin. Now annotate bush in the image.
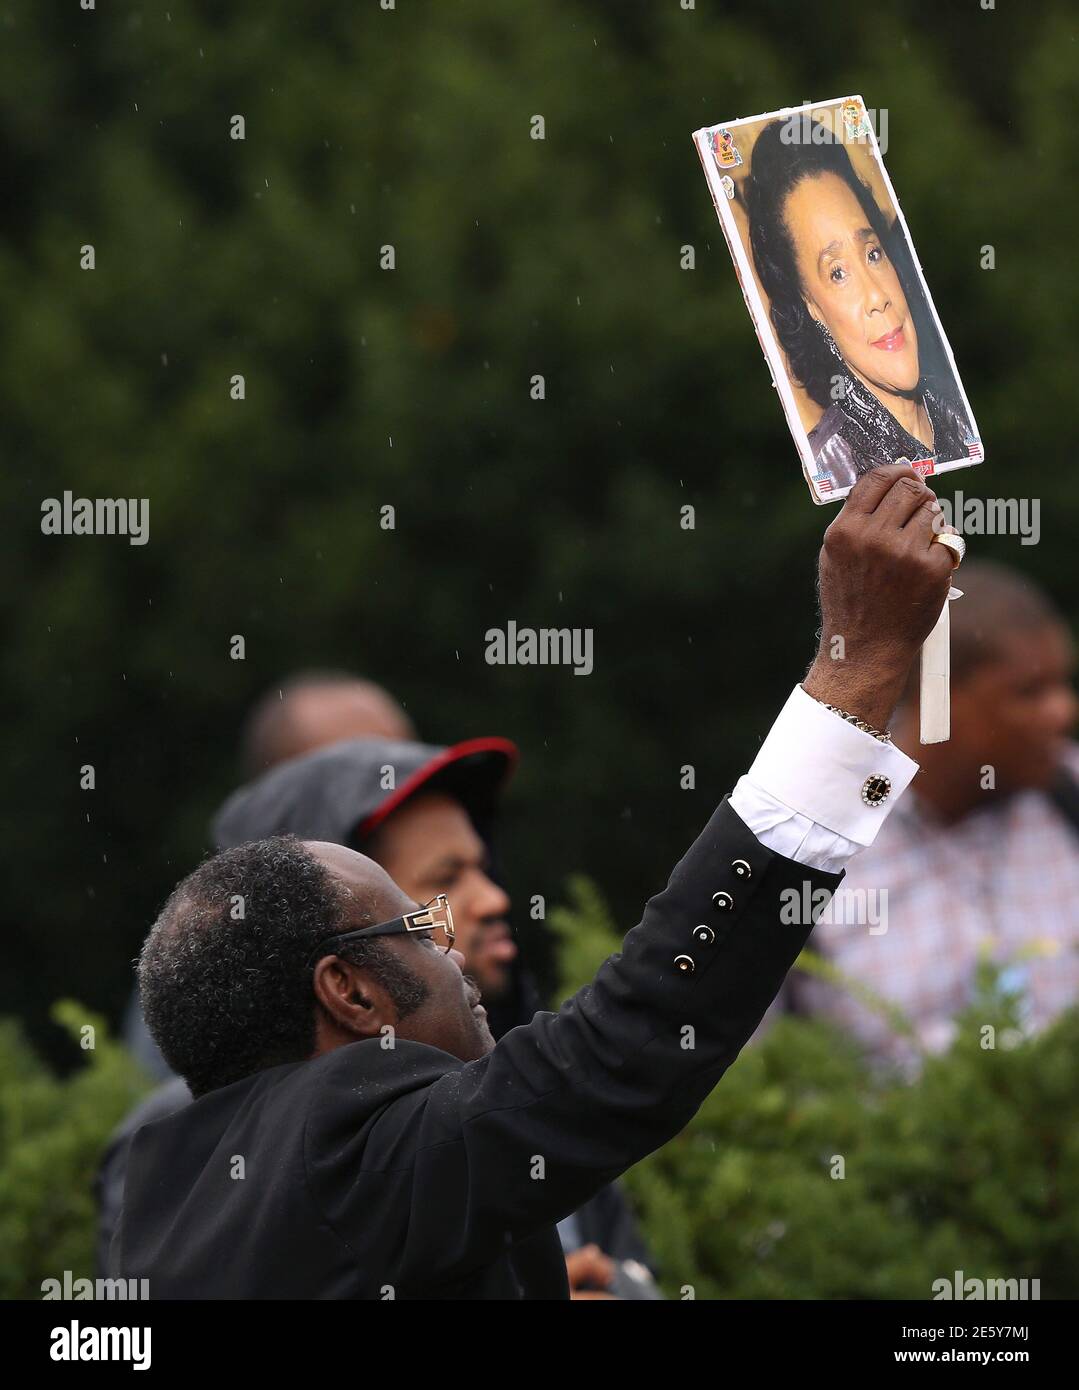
[0,1002,149,1299]
[549,879,1079,1299]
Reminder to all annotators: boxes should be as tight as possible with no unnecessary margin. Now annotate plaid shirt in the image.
[788,749,1079,1073]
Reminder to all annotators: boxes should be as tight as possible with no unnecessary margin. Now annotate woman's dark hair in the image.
[744,118,950,411]
[138,835,429,1097]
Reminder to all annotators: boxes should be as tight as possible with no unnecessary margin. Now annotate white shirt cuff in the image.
[729,684,919,874]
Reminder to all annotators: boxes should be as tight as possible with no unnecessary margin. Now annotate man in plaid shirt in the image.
[789,561,1079,1073]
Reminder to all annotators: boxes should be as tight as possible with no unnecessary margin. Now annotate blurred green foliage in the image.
[2,1,1078,1060]
[6,885,1076,1300]
[551,881,1079,1299]
[0,1004,148,1298]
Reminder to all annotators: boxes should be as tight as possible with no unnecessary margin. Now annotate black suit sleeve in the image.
[305,797,841,1292]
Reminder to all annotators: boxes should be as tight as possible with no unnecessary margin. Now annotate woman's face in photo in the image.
[784,171,920,398]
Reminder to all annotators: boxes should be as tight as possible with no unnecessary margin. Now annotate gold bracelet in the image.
[817,701,892,744]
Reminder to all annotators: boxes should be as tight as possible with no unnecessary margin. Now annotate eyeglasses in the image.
[306,894,455,969]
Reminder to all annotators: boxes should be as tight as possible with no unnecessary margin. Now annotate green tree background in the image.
[1,0,1077,1061]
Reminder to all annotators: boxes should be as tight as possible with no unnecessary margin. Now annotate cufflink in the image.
[861,774,892,807]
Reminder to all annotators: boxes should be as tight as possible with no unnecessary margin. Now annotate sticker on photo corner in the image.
[711,128,742,169]
[720,175,735,200]
[910,458,936,477]
[964,437,984,462]
[842,97,871,141]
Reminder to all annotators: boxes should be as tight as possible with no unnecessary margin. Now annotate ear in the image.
[803,295,822,325]
[312,957,397,1042]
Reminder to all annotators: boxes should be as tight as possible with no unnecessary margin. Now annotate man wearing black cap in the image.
[213,733,531,1032]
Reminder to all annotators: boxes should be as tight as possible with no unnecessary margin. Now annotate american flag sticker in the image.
[966,439,984,461]
[814,474,834,494]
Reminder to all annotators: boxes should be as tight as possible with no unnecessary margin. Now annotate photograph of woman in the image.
[696,103,981,500]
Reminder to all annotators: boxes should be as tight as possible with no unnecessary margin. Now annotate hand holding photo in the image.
[694,98,983,503]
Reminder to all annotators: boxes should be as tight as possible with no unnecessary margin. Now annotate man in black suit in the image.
[109,464,958,1298]
[100,727,655,1294]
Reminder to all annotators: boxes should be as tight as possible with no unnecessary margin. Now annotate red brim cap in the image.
[354,736,519,841]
